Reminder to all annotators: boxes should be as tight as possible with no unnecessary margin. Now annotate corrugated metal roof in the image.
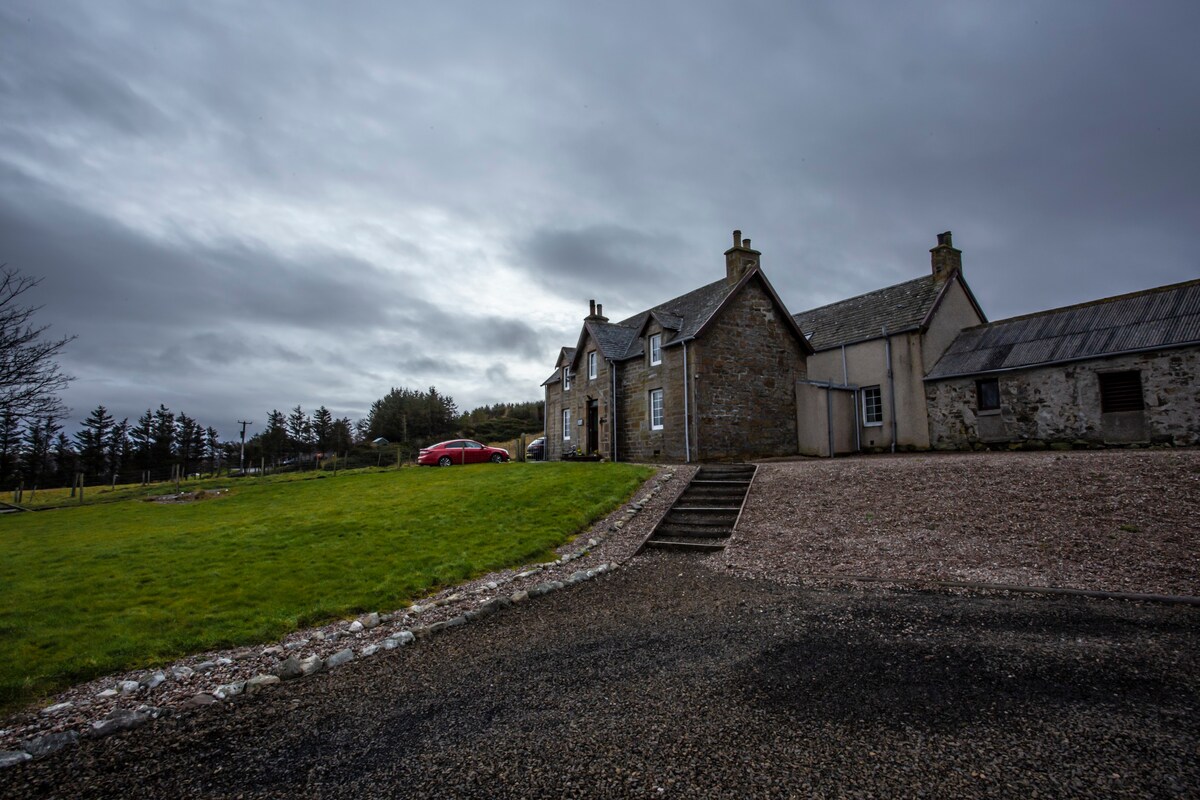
[792,275,948,351]
[927,279,1200,379]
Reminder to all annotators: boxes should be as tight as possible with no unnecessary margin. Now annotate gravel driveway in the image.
[3,450,1197,796]
[727,450,1200,596]
[3,552,1196,799]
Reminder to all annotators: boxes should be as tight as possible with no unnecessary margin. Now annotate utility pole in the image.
[238,420,253,474]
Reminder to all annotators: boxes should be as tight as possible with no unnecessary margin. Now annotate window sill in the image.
[977,409,1001,417]
[862,422,883,428]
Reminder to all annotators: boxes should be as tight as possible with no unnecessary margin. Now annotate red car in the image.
[417,439,511,467]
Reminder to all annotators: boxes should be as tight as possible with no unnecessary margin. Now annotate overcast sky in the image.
[2,1,1197,439]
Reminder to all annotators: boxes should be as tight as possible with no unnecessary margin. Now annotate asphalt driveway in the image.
[3,552,1197,798]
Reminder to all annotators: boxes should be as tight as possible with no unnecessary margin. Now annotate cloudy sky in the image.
[2,1,1197,439]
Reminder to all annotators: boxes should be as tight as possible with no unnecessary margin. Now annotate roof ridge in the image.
[793,274,934,319]
[962,277,1200,331]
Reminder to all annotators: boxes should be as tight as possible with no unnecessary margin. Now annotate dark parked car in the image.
[417,439,510,467]
[525,437,545,461]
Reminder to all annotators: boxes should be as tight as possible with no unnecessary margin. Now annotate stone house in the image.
[541,231,812,462]
[924,278,1200,449]
[791,232,987,456]
[541,229,1198,462]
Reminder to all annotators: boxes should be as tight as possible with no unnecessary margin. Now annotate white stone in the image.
[325,648,354,668]
[118,680,141,695]
[245,674,280,694]
[360,644,380,657]
[141,671,167,689]
[214,681,245,700]
[0,751,32,768]
[171,666,195,680]
[298,655,324,676]
[359,612,380,630]
[348,620,364,633]
[96,688,119,699]
[40,701,74,716]
[382,638,398,650]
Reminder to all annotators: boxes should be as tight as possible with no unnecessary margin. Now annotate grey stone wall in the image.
[545,340,615,460]
[615,321,688,462]
[926,347,1200,449]
[693,277,807,460]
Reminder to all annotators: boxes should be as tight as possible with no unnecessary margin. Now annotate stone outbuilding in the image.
[542,231,812,462]
[925,278,1200,449]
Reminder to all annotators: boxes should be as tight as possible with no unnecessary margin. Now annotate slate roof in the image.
[792,275,949,351]
[927,278,1200,380]
[541,347,576,386]
[556,278,739,369]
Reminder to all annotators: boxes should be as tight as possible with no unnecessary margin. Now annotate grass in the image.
[0,462,654,713]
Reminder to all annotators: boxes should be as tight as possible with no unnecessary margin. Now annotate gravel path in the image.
[2,552,1196,798]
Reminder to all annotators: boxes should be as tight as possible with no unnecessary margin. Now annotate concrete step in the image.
[642,539,726,552]
[638,463,755,556]
[655,524,733,538]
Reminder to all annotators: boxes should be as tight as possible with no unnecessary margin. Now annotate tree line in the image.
[0,264,545,491]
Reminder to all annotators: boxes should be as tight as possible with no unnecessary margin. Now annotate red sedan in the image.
[417,439,511,467]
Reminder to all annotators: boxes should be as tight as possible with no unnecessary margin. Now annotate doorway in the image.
[587,399,599,455]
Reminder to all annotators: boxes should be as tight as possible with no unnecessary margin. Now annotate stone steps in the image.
[640,464,756,553]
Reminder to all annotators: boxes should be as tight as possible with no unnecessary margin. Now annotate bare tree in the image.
[0,265,73,421]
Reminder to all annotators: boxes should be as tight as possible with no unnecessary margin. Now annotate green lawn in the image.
[0,462,654,712]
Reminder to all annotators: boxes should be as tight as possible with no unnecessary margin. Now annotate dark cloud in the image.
[1,0,1197,436]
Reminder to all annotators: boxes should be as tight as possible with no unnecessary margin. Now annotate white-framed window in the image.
[649,388,664,430]
[862,385,883,426]
[562,409,571,440]
[588,351,597,380]
[649,334,662,366]
[562,367,571,391]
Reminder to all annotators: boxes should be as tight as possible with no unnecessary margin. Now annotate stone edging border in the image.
[0,468,680,770]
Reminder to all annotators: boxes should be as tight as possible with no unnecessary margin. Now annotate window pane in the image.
[650,334,661,365]
[862,386,882,425]
[976,378,1000,411]
[650,389,664,430]
[562,410,571,440]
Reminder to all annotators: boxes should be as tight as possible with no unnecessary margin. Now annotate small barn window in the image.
[1099,371,1144,413]
[976,378,1000,411]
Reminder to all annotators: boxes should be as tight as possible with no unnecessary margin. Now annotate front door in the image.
[587,399,599,455]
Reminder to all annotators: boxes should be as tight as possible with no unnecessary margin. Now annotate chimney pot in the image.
[596,303,603,318]
[733,229,742,248]
[589,299,596,316]
[930,231,962,280]
[743,238,751,249]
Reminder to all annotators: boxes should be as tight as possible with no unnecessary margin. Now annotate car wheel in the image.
[438,456,452,467]
[490,453,503,463]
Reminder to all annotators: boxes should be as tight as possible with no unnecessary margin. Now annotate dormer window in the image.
[588,351,597,380]
[649,333,662,366]
[562,367,571,391]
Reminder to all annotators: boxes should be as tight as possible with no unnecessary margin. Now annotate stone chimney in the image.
[930,231,962,281]
[585,299,608,322]
[724,229,761,285]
